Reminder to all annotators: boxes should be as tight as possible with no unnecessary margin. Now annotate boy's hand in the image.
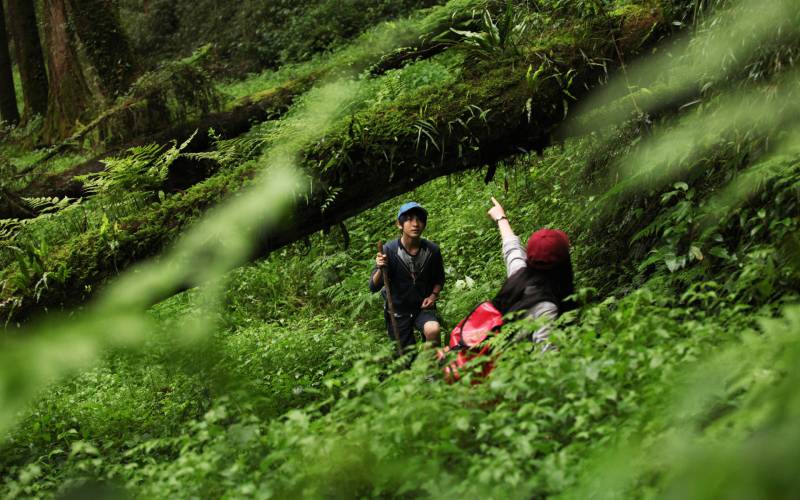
[421,293,437,309]
[488,196,506,221]
[375,252,388,268]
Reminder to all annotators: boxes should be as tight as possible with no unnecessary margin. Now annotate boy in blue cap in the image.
[369,201,445,349]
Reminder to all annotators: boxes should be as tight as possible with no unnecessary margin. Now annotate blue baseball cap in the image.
[397,201,428,221]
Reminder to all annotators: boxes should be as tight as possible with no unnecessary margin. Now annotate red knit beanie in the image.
[526,229,570,269]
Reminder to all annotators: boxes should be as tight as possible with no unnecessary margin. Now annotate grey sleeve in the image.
[527,301,559,344]
[502,235,527,277]
[509,300,560,346]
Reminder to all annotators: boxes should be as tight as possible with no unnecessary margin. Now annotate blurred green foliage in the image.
[0,0,799,498]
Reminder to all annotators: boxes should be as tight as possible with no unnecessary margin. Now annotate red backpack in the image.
[438,301,504,383]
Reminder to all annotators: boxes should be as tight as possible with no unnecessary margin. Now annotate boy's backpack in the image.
[439,301,504,383]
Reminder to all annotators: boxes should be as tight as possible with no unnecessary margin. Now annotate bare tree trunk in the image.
[42,0,93,142]
[0,0,20,125]
[6,0,49,120]
[67,0,137,98]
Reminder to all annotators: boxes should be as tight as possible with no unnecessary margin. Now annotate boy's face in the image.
[397,211,426,238]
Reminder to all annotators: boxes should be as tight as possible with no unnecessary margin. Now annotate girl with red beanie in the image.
[486,197,575,346]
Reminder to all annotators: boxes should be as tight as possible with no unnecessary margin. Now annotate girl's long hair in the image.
[491,260,574,315]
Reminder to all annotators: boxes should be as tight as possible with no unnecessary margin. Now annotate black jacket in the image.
[491,262,575,316]
[369,238,445,314]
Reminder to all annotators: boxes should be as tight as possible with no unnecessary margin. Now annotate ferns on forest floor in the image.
[1,0,800,498]
[0,136,196,278]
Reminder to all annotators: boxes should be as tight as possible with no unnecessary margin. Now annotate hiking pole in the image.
[378,241,403,356]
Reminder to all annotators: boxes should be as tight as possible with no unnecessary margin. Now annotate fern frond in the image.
[0,218,22,242]
[631,214,666,244]
[22,196,76,214]
[22,197,58,211]
[320,187,343,213]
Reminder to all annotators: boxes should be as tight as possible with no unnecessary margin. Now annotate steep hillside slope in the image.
[1,0,799,498]
[0,0,668,323]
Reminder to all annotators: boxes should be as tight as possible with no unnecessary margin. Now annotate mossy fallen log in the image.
[10,2,484,220]
[0,5,668,324]
[14,75,315,212]
[8,45,440,218]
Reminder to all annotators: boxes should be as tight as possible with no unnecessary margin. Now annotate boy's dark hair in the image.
[398,208,427,225]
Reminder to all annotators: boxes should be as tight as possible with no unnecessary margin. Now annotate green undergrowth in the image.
[121,0,444,78]
[0,145,87,193]
[2,0,800,497]
[0,0,639,321]
[1,119,798,495]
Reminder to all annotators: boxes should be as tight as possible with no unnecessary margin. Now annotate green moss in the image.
[3,2,800,498]
[609,1,654,18]
[0,2,642,321]
[12,66,23,117]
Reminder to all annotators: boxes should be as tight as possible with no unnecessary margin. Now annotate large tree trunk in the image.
[6,0,49,120]
[0,0,20,125]
[67,0,137,98]
[42,0,93,142]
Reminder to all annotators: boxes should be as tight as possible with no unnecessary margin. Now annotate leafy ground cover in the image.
[1,0,799,498]
[1,118,798,495]
[0,0,668,322]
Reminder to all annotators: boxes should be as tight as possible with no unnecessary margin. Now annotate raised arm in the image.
[488,196,515,240]
[488,197,527,277]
